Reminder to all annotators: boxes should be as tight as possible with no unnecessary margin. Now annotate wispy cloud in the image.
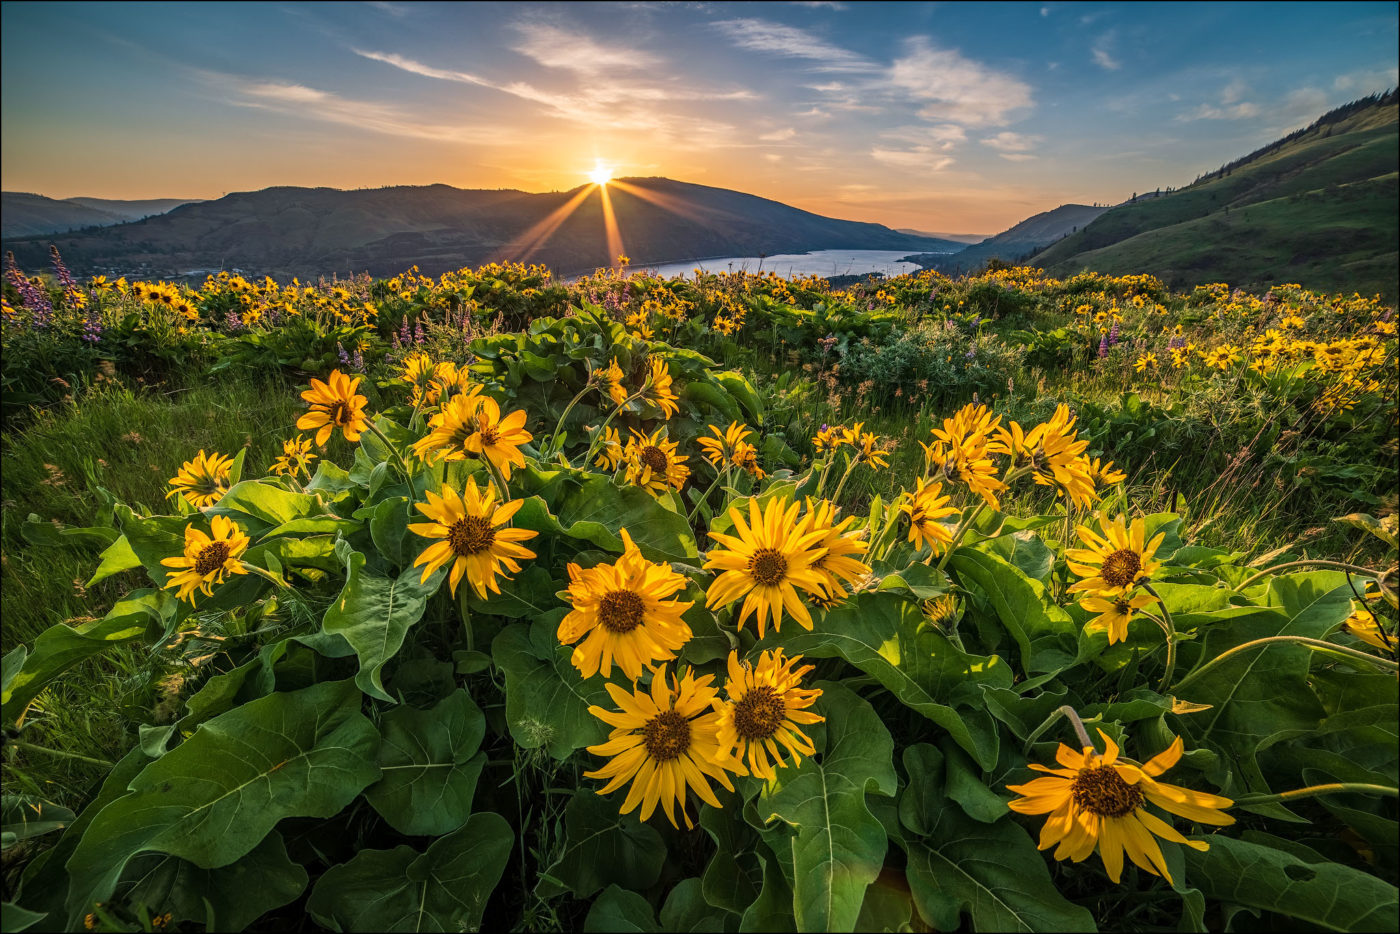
[712,18,877,72]
[871,147,955,172]
[229,77,511,144]
[887,38,1032,126]
[980,131,1040,152]
[1091,33,1120,71]
[791,1,848,9]
[759,127,797,141]
[999,153,1037,162]
[510,21,659,74]
[1177,80,1262,121]
[881,124,967,150]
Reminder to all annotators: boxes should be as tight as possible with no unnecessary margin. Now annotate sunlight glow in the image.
[588,163,614,186]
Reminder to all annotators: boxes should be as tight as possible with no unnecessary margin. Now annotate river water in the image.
[641,249,948,280]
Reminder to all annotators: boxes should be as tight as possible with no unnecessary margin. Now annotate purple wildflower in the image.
[414,320,425,344]
[82,306,102,343]
[352,347,364,370]
[338,342,351,367]
[5,252,53,325]
[1098,334,1110,359]
[1107,318,1121,346]
[225,311,243,332]
[398,317,411,345]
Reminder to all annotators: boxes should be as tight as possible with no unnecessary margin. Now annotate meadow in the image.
[1,250,1396,933]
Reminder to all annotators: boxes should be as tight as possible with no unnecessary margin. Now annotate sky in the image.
[2,1,1396,234]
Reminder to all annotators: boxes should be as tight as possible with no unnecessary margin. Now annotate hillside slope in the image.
[1031,91,1399,298]
[2,178,960,280]
[919,203,1109,273]
[1,192,195,238]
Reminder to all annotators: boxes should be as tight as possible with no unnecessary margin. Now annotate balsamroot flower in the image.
[166,450,234,508]
[1007,732,1233,884]
[558,529,694,681]
[584,665,737,829]
[1067,513,1165,597]
[703,497,828,638]
[161,515,250,603]
[714,648,824,782]
[898,477,958,555]
[409,479,538,599]
[298,370,368,446]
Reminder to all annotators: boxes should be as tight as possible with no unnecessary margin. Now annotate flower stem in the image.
[5,739,113,768]
[1234,783,1398,805]
[1173,635,1400,693]
[580,385,650,469]
[1232,559,1384,592]
[687,466,729,525]
[241,562,293,592]
[829,453,859,504]
[484,456,511,501]
[1141,582,1178,692]
[1023,704,1096,756]
[365,421,417,508]
[936,501,989,571]
[544,385,593,460]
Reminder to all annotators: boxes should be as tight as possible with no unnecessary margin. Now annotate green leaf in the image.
[21,514,119,548]
[0,903,46,932]
[207,480,323,533]
[64,680,379,917]
[700,804,762,917]
[115,830,307,930]
[86,534,142,586]
[738,851,796,933]
[950,547,1078,675]
[1,797,75,848]
[777,591,1011,769]
[899,745,1096,933]
[2,590,177,724]
[661,877,738,932]
[756,681,897,933]
[855,873,917,933]
[321,549,441,703]
[306,812,513,933]
[536,790,666,899]
[364,690,487,836]
[491,613,611,760]
[546,474,699,562]
[1183,835,1398,931]
[584,885,660,933]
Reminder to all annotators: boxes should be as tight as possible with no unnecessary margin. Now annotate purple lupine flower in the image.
[1098,334,1110,358]
[391,331,402,349]
[398,317,411,345]
[338,342,351,367]
[414,320,425,344]
[1107,318,1121,346]
[5,252,53,325]
[970,315,981,328]
[965,348,977,360]
[225,311,243,332]
[352,347,364,371]
[81,306,102,343]
[49,246,80,292]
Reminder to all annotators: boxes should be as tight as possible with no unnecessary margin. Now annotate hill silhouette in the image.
[1,193,197,238]
[1030,91,1399,298]
[909,203,1110,274]
[2,178,960,280]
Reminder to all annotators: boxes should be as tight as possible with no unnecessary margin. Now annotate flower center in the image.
[732,685,786,741]
[749,548,788,586]
[194,542,230,576]
[328,400,353,426]
[447,516,496,556]
[1071,764,1144,818]
[1100,549,1143,588]
[641,710,691,762]
[476,421,501,445]
[639,445,669,473]
[597,589,645,634]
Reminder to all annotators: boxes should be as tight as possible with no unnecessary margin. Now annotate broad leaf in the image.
[756,681,897,933]
[584,885,660,933]
[307,812,513,933]
[321,549,441,703]
[491,612,611,760]
[65,680,379,917]
[950,547,1078,675]
[364,689,487,836]
[536,789,666,899]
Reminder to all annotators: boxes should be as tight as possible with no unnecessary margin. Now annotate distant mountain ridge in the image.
[1,192,198,238]
[910,204,1110,274]
[1030,90,1399,298]
[2,178,961,280]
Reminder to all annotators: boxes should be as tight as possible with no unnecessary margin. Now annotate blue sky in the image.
[2,1,1395,232]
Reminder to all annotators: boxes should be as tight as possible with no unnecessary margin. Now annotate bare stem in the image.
[1174,635,1399,693]
[365,421,417,508]
[1141,582,1178,692]
[1234,782,1398,805]
[1023,704,1097,756]
[1232,559,1384,593]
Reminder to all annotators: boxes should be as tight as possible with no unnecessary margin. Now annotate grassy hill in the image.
[1,192,196,238]
[917,203,1109,274]
[1031,91,1399,298]
[2,178,960,280]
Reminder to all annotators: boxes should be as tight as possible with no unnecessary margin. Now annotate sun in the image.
[588,163,614,185]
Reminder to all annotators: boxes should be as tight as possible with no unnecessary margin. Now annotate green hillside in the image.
[1032,91,1399,298]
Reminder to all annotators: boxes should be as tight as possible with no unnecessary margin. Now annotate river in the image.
[640,249,949,280]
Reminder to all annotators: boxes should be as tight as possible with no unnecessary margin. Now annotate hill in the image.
[896,227,986,244]
[910,203,1110,274]
[1,178,961,280]
[1,192,196,238]
[1030,91,1399,298]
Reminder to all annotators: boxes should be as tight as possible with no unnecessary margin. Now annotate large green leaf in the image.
[1184,835,1398,931]
[115,830,307,930]
[207,480,324,534]
[1177,572,1355,763]
[364,689,487,836]
[306,812,513,933]
[86,534,142,586]
[756,681,896,933]
[536,789,666,899]
[524,473,699,562]
[700,803,763,916]
[661,877,739,932]
[321,548,442,703]
[583,885,660,933]
[491,612,611,760]
[899,744,1096,933]
[738,849,797,933]
[2,590,177,724]
[777,591,1011,769]
[950,546,1078,675]
[64,680,379,917]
